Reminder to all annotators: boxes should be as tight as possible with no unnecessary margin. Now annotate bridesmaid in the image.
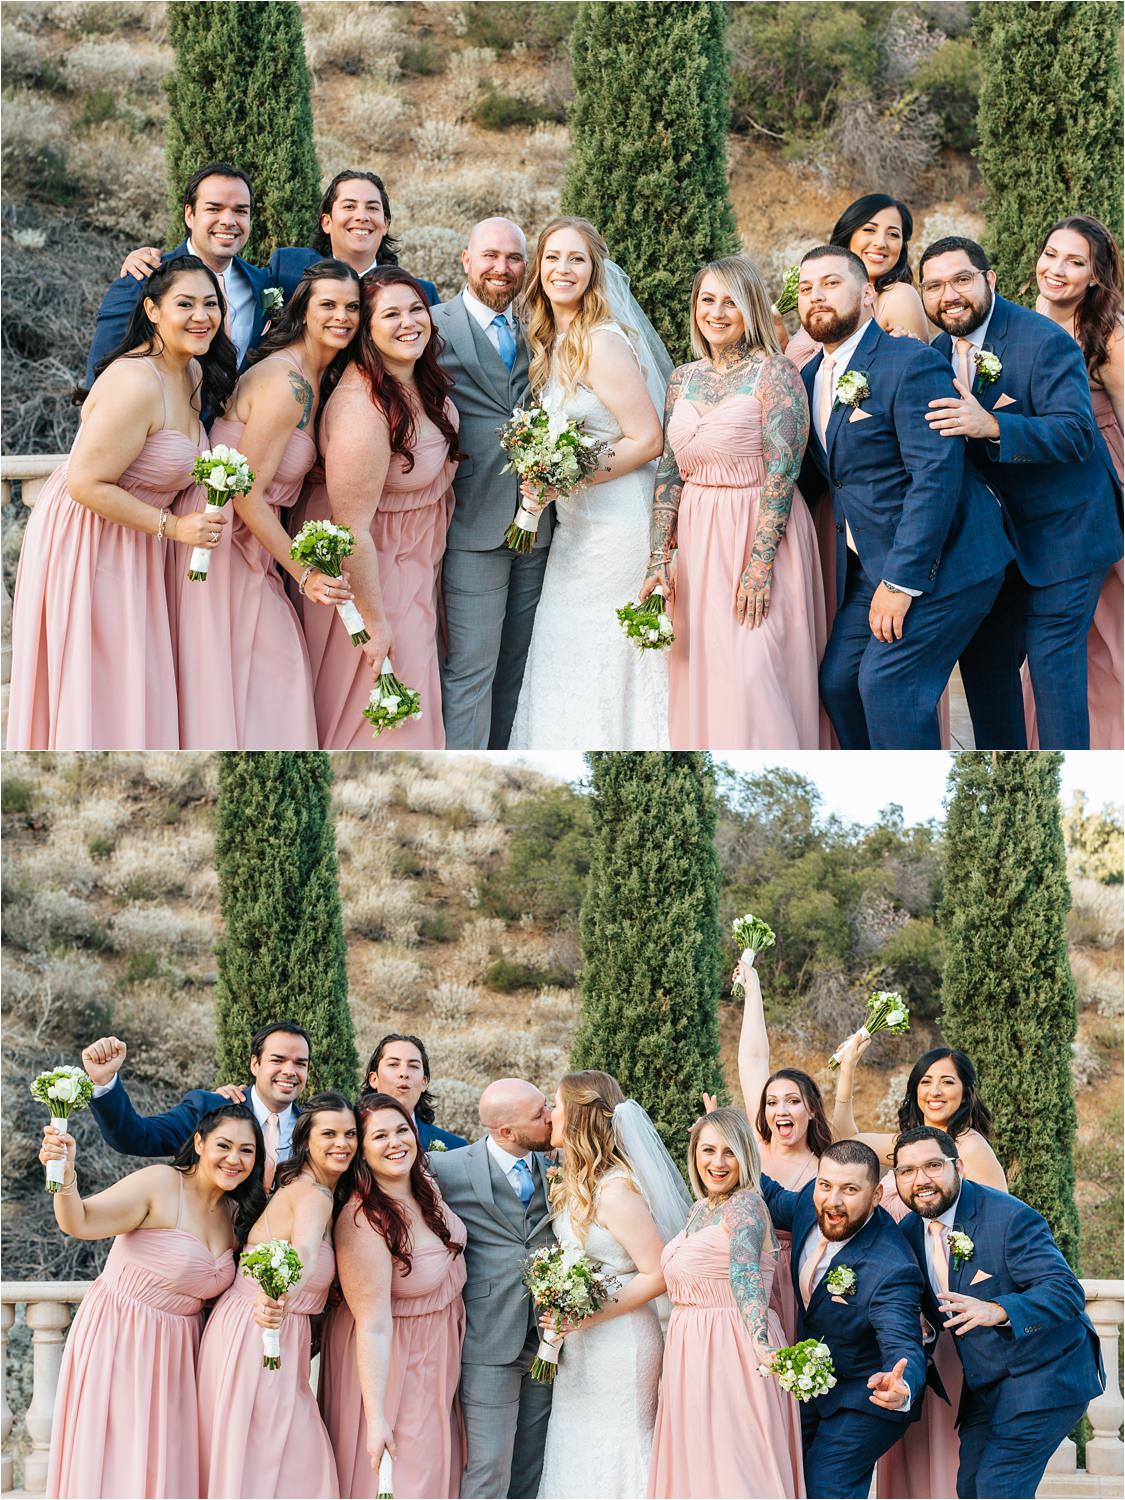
[175,259,361,749]
[7,258,236,749]
[832,1036,1007,1499]
[648,1108,804,1499]
[299,267,463,749]
[1025,214,1124,749]
[198,1093,357,1499]
[703,958,832,1340]
[318,1093,467,1499]
[41,1104,263,1499]
[642,256,826,748]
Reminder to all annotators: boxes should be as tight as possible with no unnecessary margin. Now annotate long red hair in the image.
[349,1093,463,1276]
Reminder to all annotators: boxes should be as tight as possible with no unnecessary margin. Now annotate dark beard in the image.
[802,304,863,345]
[909,1181,960,1218]
[934,286,993,337]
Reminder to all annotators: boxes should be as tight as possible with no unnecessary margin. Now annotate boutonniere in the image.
[427,1139,448,1153]
[973,349,1002,385]
[948,1230,974,1270]
[545,1163,562,1187]
[261,286,284,318]
[826,1264,857,1296]
[834,370,870,408]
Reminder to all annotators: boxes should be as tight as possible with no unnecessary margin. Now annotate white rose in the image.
[885,1010,904,1026]
[208,468,230,490]
[647,628,659,642]
[382,695,401,712]
[658,615,674,635]
[49,1076,80,1103]
[209,444,230,460]
[814,1343,830,1360]
[798,1374,813,1390]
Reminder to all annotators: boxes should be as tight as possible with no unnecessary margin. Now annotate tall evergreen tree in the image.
[563,1,738,359]
[165,0,319,264]
[574,752,724,1156]
[940,752,1080,1266]
[214,753,357,1096]
[974,1,1123,295]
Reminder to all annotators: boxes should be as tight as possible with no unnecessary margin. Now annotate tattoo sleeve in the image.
[742,356,809,592]
[648,370,686,570]
[288,370,315,431]
[724,1192,773,1356]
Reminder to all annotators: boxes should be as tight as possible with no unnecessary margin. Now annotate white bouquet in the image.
[522,1242,619,1382]
[830,991,910,1068]
[500,403,609,551]
[617,587,675,650]
[760,1338,836,1402]
[362,657,422,737]
[240,1239,303,1369]
[30,1066,94,1191]
[731,914,776,996]
[289,519,369,645]
[188,446,253,580]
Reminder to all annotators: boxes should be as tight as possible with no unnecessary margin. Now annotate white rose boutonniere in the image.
[973,349,1002,385]
[834,370,870,409]
[826,1265,857,1296]
[262,286,284,319]
[948,1230,974,1270]
[427,1139,448,1153]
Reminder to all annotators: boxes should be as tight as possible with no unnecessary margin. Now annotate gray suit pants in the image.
[441,543,549,750]
[459,1324,553,1499]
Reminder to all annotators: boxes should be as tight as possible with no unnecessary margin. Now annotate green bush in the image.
[485,783,592,924]
[1,779,34,815]
[400,40,443,76]
[419,907,457,943]
[485,955,570,992]
[461,2,578,51]
[911,34,980,150]
[474,89,563,130]
[872,917,945,1016]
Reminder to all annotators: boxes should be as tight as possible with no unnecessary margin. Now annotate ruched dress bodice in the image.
[99,1225,235,1311]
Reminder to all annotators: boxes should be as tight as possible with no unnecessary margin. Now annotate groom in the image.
[427,1078,556,1498]
[431,218,552,750]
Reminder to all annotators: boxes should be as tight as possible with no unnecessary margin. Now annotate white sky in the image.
[498,751,1122,827]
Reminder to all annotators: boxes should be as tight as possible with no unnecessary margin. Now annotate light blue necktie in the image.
[512,1157,535,1207]
[491,313,517,372]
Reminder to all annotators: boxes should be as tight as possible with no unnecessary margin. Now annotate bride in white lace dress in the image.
[509,218,671,750]
[537,1071,691,1500]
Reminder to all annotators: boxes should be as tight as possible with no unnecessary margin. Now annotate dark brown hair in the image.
[898,1047,993,1141]
[755,1068,833,1156]
[248,260,361,439]
[830,192,915,290]
[172,1104,266,1250]
[274,1091,358,1217]
[311,169,399,263]
[1039,215,1123,384]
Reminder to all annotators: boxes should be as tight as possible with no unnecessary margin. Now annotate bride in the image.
[537,1070,691,1500]
[508,218,671,749]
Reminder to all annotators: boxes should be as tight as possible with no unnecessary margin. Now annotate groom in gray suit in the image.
[431,219,553,749]
[428,1078,557,1499]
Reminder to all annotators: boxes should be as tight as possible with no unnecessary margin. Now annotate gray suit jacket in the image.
[431,292,552,552]
[430,1136,556,1366]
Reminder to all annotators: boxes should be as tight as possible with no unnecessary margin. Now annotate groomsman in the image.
[796,246,1014,748]
[361,1032,467,1150]
[893,1126,1104,1499]
[81,1021,310,1188]
[431,219,552,750]
[920,235,1122,749]
[762,1141,932,1499]
[85,161,271,386]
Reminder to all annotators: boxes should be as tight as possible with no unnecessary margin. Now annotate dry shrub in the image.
[0,91,71,192]
[428,980,483,1024]
[1070,949,1124,1015]
[3,887,104,951]
[52,793,132,853]
[359,952,425,1007]
[393,226,465,298]
[825,94,940,199]
[105,839,187,901]
[4,951,111,1041]
[345,884,422,947]
[109,905,214,957]
[427,1078,481,1140]
[21,841,100,894]
[189,863,220,904]
[460,915,507,977]
[529,987,578,1048]
[69,127,168,241]
[917,207,986,251]
[1069,879,1124,949]
[344,89,408,152]
[410,117,470,167]
[438,45,496,116]
[301,1,402,78]
[440,1024,551,1085]
[335,778,397,820]
[62,37,170,93]
[113,983,218,1090]
[874,1067,912,1129]
[1070,1039,1104,1092]
[47,1,152,32]
[523,122,570,165]
[0,23,46,82]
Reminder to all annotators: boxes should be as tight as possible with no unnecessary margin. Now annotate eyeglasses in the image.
[919,270,985,298]
[893,1158,954,1181]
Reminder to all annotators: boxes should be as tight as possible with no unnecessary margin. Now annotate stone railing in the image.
[1,1277,1121,1496]
[1,455,65,741]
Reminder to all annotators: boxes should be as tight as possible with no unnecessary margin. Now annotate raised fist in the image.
[81,1036,127,1087]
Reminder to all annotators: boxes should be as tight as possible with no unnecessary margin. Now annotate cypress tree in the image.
[165,0,319,264]
[974,1,1124,295]
[940,752,1081,1266]
[214,753,357,1097]
[563,1,738,360]
[574,752,724,1157]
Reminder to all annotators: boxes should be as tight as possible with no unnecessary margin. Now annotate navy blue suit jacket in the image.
[85,240,271,391]
[762,1176,928,1425]
[418,1117,468,1151]
[89,1078,276,1157]
[899,1178,1104,1423]
[932,296,1122,586]
[800,319,1014,603]
[267,246,439,309]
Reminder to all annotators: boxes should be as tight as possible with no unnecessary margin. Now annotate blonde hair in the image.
[687,1108,762,1200]
[551,1070,632,1244]
[520,217,614,398]
[689,256,781,362]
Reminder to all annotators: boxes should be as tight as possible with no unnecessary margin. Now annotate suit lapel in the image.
[241,256,266,351]
[525,1151,555,1239]
[826,318,881,467]
[466,1139,525,1240]
[950,1178,981,1291]
[973,296,1011,411]
[801,354,829,469]
[443,293,511,406]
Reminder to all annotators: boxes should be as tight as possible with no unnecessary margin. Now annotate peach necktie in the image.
[955,337,973,392]
[800,1232,829,1304]
[263,1111,280,1192]
[928,1219,951,1295]
[817,356,836,447]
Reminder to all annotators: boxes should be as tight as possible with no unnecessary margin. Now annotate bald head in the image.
[462,218,527,312]
[479,1077,553,1153]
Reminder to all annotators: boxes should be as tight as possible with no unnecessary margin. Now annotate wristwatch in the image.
[881,581,903,594]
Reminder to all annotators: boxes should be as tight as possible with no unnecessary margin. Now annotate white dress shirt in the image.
[248,1086,296,1162]
[486,1133,535,1199]
[462,285,517,357]
[191,239,256,366]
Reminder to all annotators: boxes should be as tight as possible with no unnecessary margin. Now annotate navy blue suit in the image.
[267,246,439,308]
[800,320,1013,748]
[89,1078,274,1157]
[762,1176,929,1498]
[85,240,272,392]
[899,1179,1104,1499]
[938,295,1123,749]
[417,1117,467,1151]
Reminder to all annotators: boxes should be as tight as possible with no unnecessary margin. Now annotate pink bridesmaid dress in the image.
[318,1197,468,1499]
[1024,380,1123,749]
[197,1234,339,1498]
[874,1169,962,1500]
[649,1203,804,1499]
[298,371,457,750]
[665,371,826,749]
[174,410,319,749]
[7,362,201,750]
[46,1177,235,1499]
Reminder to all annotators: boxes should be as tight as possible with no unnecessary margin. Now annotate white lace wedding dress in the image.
[537,1172,665,1499]
[509,324,670,750]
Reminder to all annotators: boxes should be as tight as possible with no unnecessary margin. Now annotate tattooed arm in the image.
[737,355,809,629]
[723,1189,778,1361]
[639,368,688,600]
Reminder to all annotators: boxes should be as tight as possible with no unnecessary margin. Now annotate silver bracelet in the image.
[298,565,315,597]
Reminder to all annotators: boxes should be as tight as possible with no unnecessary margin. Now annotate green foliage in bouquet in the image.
[617,591,675,651]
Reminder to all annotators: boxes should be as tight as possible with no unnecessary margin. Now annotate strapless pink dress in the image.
[298,375,457,750]
[649,1221,804,1499]
[174,416,319,749]
[7,427,202,749]
[47,1225,234,1498]
[666,385,826,749]
[319,1198,467,1499]
[198,1237,339,1498]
